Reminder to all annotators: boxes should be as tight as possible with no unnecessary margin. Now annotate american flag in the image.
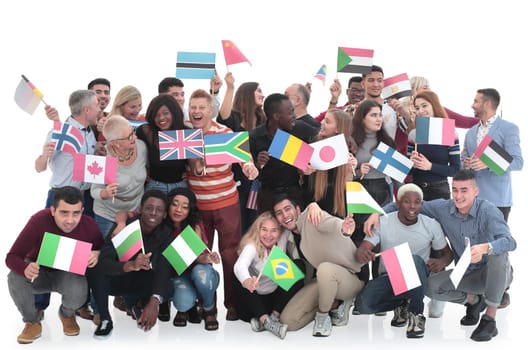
[246,179,260,210]
[51,121,84,155]
[158,129,204,160]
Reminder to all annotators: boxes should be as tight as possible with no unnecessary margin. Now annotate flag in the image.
[158,129,204,160]
[176,51,216,79]
[382,73,412,100]
[128,119,147,129]
[380,242,421,296]
[268,129,314,171]
[246,179,260,210]
[370,142,413,183]
[474,134,513,176]
[204,131,251,165]
[415,117,455,146]
[14,74,44,115]
[221,40,251,66]
[111,220,143,262]
[261,246,304,291]
[73,154,118,184]
[162,225,207,275]
[51,121,84,155]
[449,237,471,288]
[346,181,385,215]
[314,64,327,84]
[309,133,349,170]
[337,47,374,74]
[36,232,92,275]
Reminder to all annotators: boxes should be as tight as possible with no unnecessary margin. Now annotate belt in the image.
[419,180,448,188]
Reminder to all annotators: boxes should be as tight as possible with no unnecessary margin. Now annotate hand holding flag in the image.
[111,220,144,262]
[162,225,208,275]
[260,246,304,291]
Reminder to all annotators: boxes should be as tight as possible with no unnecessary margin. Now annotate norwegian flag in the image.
[51,121,84,155]
[246,179,260,210]
[158,129,204,160]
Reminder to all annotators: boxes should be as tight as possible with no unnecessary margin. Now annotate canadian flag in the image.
[73,154,118,185]
[309,133,349,170]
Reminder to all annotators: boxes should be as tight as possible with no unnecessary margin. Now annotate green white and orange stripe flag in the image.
[346,181,385,215]
[261,246,304,291]
[162,225,207,275]
[473,134,513,176]
[111,220,144,262]
[36,232,93,275]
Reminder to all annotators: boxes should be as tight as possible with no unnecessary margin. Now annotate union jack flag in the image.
[158,129,204,160]
[51,121,84,155]
[246,179,260,210]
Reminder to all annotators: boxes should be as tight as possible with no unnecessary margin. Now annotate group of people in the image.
[6,65,522,344]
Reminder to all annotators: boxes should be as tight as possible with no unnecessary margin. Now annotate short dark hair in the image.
[140,189,168,209]
[477,88,500,110]
[87,78,110,90]
[52,186,83,207]
[263,93,289,120]
[158,77,184,94]
[363,65,383,78]
[271,193,298,212]
[453,169,476,182]
[348,76,363,87]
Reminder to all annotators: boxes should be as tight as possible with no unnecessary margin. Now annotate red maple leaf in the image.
[87,160,103,178]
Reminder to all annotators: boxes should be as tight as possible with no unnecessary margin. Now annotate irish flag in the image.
[73,154,118,184]
[415,117,455,146]
[36,232,92,275]
[380,242,421,296]
[162,225,207,275]
[346,181,385,215]
[337,47,374,75]
[268,129,314,171]
[111,220,143,262]
[382,73,412,100]
[474,134,513,176]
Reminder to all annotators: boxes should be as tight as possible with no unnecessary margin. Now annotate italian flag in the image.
[380,242,421,296]
[163,225,207,275]
[337,47,374,75]
[36,232,92,275]
[111,220,143,262]
[415,116,455,146]
[346,181,385,215]
[474,134,513,176]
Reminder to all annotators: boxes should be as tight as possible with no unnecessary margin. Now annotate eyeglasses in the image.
[113,128,135,142]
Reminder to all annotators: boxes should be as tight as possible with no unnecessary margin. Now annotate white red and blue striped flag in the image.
[159,129,204,160]
[246,179,260,210]
[51,121,84,155]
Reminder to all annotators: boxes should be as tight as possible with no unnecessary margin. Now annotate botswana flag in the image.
[176,51,216,79]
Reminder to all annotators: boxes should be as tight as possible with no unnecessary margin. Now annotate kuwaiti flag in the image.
[380,242,421,296]
[309,133,349,170]
[382,73,412,100]
[336,47,374,75]
[346,181,385,215]
[52,121,84,155]
[474,134,513,176]
[162,225,207,275]
[261,246,304,291]
[36,232,92,275]
[370,142,413,183]
[73,154,118,184]
[176,51,216,79]
[415,117,455,146]
[111,220,144,262]
[268,129,314,171]
[204,131,251,165]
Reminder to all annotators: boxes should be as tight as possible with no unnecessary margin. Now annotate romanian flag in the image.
[176,51,216,79]
[380,242,421,296]
[261,246,304,291]
[111,220,143,262]
[36,232,92,275]
[204,131,251,165]
[73,154,118,184]
[474,135,513,176]
[415,117,455,146]
[382,73,412,100]
[314,64,327,84]
[268,129,314,171]
[221,40,251,66]
[337,47,374,75]
[370,142,413,184]
[162,225,207,275]
[52,121,84,155]
[346,181,385,215]
[14,75,44,115]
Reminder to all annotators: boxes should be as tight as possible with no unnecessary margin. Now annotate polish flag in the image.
[380,242,421,295]
[309,133,349,170]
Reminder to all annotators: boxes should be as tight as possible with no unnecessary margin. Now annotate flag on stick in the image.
[159,129,204,160]
[221,40,251,66]
[111,220,143,262]
[449,237,471,288]
[163,225,207,275]
[268,129,314,171]
[73,154,118,184]
[337,47,374,74]
[176,51,216,79]
[370,142,413,183]
[51,121,84,155]
[380,242,421,295]
[473,135,513,176]
[314,64,327,84]
[14,74,45,115]
[36,232,92,275]
[204,131,251,165]
[261,246,304,291]
[382,73,412,100]
[346,181,385,215]
[309,133,349,170]
[415,117,455,146]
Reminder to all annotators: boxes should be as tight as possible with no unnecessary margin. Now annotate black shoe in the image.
[470,315,498,341]
[460,295,486,326]
[188,305,202,324]
[94,319,113,339]
[158,301,170,322]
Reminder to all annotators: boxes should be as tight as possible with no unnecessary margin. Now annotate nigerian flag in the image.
[163,225,207,275]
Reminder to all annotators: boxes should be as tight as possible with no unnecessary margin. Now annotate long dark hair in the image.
[141,94,186,146]
[351,100,396,151]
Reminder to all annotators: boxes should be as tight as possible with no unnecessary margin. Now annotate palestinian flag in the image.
[203,131,251,165]
[474,135,513,176]
[337,47,374,75]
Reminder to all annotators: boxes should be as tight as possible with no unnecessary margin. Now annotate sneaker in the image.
[158,301,171,322]
[58,310,80,336]
[330,299,354,326]
[75,306,94,320]
[17,322,42,344]
[264,316,287,339]
[312,312,332,337]
[391,302,409,327]
[427,299,445,318]
[251,314,278,332]
[352,307,361,315]
[374,311,387,316]
[94,319,113,339]
[406,312,426,338]
[460,295,486,326]
[470,315,498,342]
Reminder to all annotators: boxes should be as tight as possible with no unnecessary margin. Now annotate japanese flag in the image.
[309,133,349,170]
[73,154,118,184]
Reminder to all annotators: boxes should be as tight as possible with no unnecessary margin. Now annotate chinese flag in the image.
[221,40,251,66]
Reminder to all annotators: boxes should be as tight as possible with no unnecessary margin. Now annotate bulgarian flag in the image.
[261,246,304,291]
[162,225,207,275]
[36,232,92,275]
[111,220,143,262]
[337,47,374,75]
[346,181,385,215]
[268,129,314,171]
[73,154,118,184]
[382,73,412,100]
[380,242,421,296]
[474,134,513,176]
[415,116,455,146]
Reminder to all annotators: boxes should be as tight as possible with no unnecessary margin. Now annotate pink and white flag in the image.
[73,154,118,184]
[381,242,421,295]
[309,133,349,170]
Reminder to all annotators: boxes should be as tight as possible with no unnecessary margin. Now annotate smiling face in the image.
[276,99,296,132]
[414,97,434,117]
[452,178,479,216]
[51,200,83,233]
[258,218,281,249]
[168,194,190,225]
[140,197,167,233]
[273,199,301,232]
[362,71,384,99]
[154,105,173,130]
[189,97,213,131]
[121,97,142,120]
[396,191,422,225]
[91,83,111,110]
[319,111,338,138]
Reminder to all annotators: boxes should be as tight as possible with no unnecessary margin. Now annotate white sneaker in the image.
[312,312,332,337]
[330,299,354,326]
[407,312,426,338]
[264,316,287,339]
[250,318,265,332]
[428,299,445,318]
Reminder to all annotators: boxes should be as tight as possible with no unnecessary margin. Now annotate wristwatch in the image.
[151,294,163,303]
[487,242,494,255]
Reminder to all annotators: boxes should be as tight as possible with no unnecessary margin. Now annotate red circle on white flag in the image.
[320,145,336,162]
